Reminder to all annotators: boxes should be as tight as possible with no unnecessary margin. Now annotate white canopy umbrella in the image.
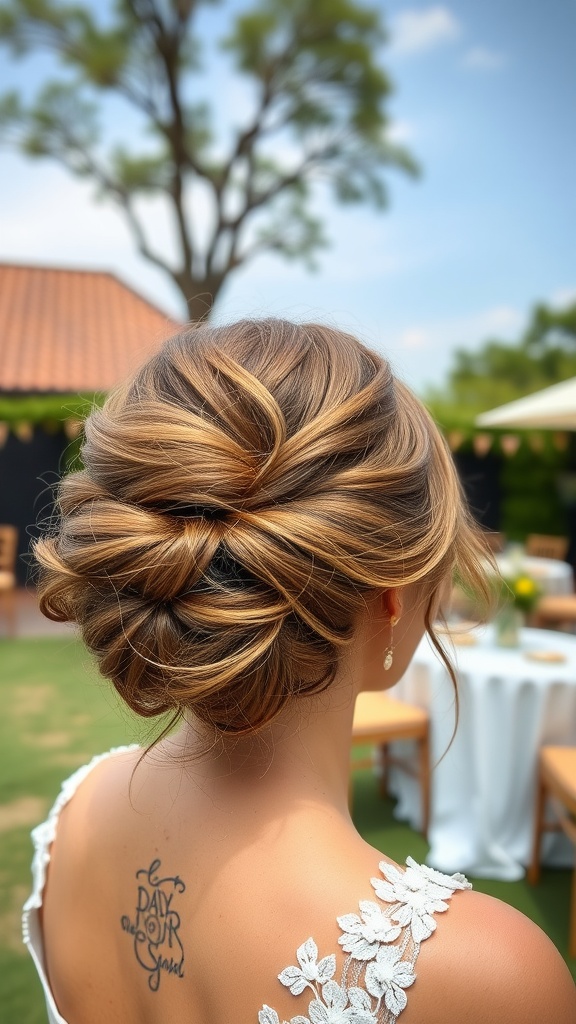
[476,376,576,430]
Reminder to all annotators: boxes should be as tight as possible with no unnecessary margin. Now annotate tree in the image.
[428,299,576,415]
[0,0,417,321]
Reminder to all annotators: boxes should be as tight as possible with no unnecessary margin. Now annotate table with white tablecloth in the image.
[388,626,576,880]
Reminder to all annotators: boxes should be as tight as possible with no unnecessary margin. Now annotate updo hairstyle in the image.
[35,319,489,735]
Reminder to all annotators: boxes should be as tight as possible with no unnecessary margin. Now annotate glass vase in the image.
[495,605,524,648]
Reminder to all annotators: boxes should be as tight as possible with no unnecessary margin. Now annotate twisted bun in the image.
[35,319,487,734]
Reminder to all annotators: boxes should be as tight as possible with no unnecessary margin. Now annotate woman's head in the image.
[35,319,489,735]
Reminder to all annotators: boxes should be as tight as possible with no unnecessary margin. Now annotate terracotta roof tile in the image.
[0,263,182,392]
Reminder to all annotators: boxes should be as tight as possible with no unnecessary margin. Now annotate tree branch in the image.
[55,124,176,277]
[0,0,417,319]
[122,0,206,276]
[204,141,333,279]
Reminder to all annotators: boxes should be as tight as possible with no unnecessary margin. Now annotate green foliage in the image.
[428,299,576,415]
[254,176,327,266]
[0,392,102,425]
[0,0,416,318]
[426,299,576,543]
[500,442,569,540]
[226,0,388,137]
[20,82,99,167]
[109,147,170,193]
[524,301,576,352]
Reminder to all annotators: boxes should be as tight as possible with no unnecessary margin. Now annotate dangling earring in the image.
[383,615,398,671]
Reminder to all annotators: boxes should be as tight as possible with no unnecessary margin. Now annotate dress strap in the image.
[21,745,140,1024]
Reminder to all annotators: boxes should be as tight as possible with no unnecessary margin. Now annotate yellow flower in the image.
[514,577,536,597]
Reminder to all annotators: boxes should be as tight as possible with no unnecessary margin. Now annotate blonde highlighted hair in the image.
[35,319,490,734]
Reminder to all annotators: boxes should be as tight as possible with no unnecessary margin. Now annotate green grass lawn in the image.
[0,637,148,1024]
[1,637,574,1023]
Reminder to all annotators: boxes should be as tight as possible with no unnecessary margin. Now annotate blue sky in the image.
[1,1,574,395]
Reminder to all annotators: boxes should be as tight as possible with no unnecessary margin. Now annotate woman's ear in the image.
[381,587,403,623]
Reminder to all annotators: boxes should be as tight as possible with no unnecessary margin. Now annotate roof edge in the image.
[0,259,184,325]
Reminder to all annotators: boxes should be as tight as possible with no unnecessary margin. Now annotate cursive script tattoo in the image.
[121,858,186,992]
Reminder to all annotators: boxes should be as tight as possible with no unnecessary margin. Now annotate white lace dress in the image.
[258,857,471,1024]
[22,746,140,1024]
[22,748,471,1024]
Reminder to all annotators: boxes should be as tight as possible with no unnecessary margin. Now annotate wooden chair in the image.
[528,746,576,957]
[526,533,569,561]
[351,691,430,837]
[532,594,576,631]
[0,524,18,637]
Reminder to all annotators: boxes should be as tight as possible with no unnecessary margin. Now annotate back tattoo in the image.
[121,858,186,992]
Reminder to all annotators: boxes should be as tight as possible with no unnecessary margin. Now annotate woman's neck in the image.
[161,672,359,820]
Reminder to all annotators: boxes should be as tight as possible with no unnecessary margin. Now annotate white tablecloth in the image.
[389,626,576,880]
[495,554,573,595]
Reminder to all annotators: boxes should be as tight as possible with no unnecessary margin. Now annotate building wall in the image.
[0,427,69,584]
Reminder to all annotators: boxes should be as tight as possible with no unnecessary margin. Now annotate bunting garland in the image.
[553,432,569,451]
[446,430,465,451]
[0,417,87,441]
[14,422,34,442]
[500,434,521,457]
[473,433,493,456]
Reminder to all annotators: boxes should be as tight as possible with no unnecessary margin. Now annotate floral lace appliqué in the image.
[258,857,471,1024]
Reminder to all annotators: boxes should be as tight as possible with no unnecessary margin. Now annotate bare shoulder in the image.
[412,885,576,1024]
[46,746,144,872]
[56,746,143,820]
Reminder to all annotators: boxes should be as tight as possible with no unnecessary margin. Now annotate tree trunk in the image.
[173,270,224,324]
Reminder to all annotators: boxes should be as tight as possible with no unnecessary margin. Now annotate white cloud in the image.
[461,47,507,71]
[386,304,525,358]
[471,305,526,336]
[386,293,576,390]
[397,327,431,350]
[390,7,461,55]
[377,304,526,389]
[550,286,576,309]
[0,154,210,317]
[387,119,417,144]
